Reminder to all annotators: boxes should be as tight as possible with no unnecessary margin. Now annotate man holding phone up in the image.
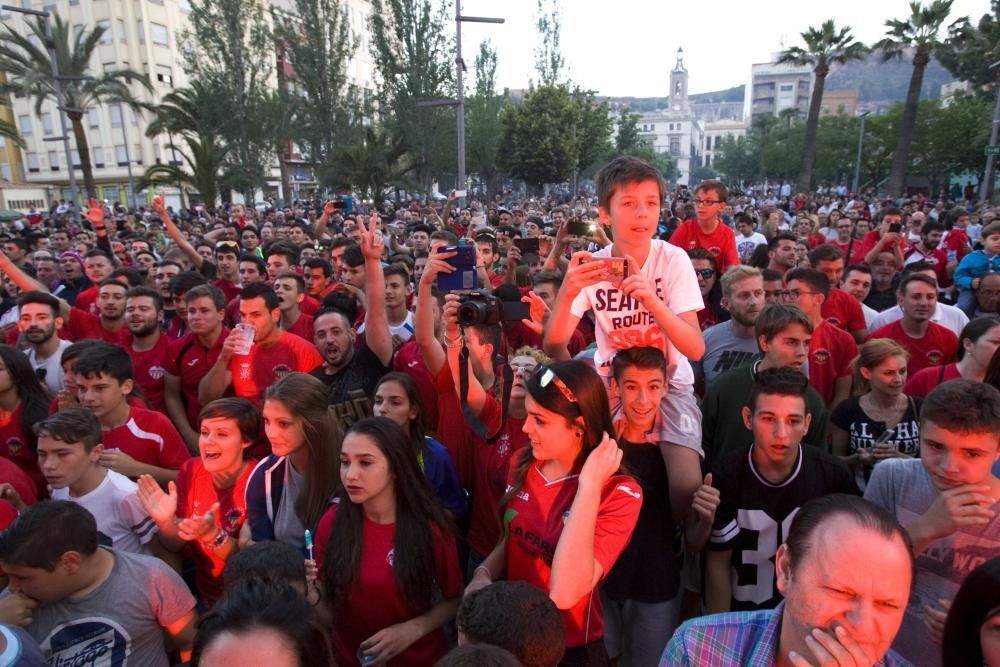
[862,207,907,268]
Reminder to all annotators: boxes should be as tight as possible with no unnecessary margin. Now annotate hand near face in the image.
[579,432,623,492]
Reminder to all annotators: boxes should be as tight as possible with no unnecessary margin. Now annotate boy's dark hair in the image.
[330,237,355,251]
[342,243,365,268]
[594,155,665,212]
[768,232,798,251]
[33,408,102,452]
[125,285,164,312]
[844,263,872,278]
[785,494,913,575]
[749,366,810,412]
[921,380,1000,437]
[474,233,499,254]
[880,206,903,221]
[694,179,728,203]
[383,265,410,284]
[265,241,299,265]
[169,270,210,298]
[222,540,306,590]
[84,249,112,262]
[73,343,134,383]
[612,346,667,383]
[920,220,944,236]
[761,268,784,283]
[532,269,563,289]
[98,277,129,291]
[60,339,106,367]
[108,267,143,288]
[980,221,1000,239]
[0,500,98,571]
[896,273,937,295]
[199,398,261,450]
[304,258,331,277]
[807,244,844,266]
[437,645,521,667]
[275,270,305,294]
[238,255,267,276]
[430,229,460,245]
[785,267,831,299]
[240,282,279,311]
[687,248,718,273]
[756,303,813,346]
[17,290,60,316]
[456,581,565,667]
[183,284,227,310]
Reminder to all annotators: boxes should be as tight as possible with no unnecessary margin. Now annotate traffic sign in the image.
[987,145,1000,156]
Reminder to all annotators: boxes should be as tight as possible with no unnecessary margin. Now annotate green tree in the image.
[466,40,505,199]
[0,15,151,200]
[499,85,577,188]
[369,0,455,193]
[778,19,867,193]
[813,113,861,185]
[181,0,274,201]
[140,135,228,207]
[614,107,644,153]
[272,0,356,162]
[911,96,991,191]
[572,89,613,177]
[0,117,24,149]
[714,135,758,184]
[874,0,955,196]
[257,88,300,204]
[534,0,565,87]
[939,1,1000,95]
[690,166,718,183]
[318,124,412,201]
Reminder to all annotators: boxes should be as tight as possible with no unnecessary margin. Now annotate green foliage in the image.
[690,166,718,183]
[0,117,25,149]
[534,0,565,87]
[466,40,505,198]
[369,0,455,193]
[273,0,357,162]
[317,124,413,201]
[938,1,1000,96]
[0,14,152,200]
[615,108,644,154]
[140,134,228,207]
[573,90,613,174]
[181,0,275,201]
[608,107,677,181]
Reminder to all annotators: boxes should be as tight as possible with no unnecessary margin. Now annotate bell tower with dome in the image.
[670,47,689,112]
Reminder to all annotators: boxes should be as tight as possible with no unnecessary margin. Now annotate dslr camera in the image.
[457,291,528,326]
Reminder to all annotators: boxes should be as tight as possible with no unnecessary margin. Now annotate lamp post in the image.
[417,4,503,204]
[852,110,871,196]
[2,4,80,217]
[979,61,1000,204]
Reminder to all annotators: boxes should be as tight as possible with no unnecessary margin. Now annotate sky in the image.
[457,0,994,97]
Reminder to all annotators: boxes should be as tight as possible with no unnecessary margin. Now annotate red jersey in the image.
[904,362,961,398]
[697,307,720,331]
[301,295,320,316]
[175,457,255,605]
[860,230,903,258]
[229,331,323,404]
[829,240,866,265]
[392,339,439,434]
[904,246,952,288]
[942,228,971,262]
[505,322,587,357]
[505,466,642,647]
[211,278,241,303]
[868,320,958,376]
[64,310,130,345]
[74,287,98,316]
[315,506,461,667]
[164,316,188,340]
[125,334,171,413]
[821,288,866,336]
[102,406,191,473]
[282,312,314,343]
[224,297,241,328]
[0,455,38,506]
[434,362,476,487]
[467,396,527,556]
[165,330,229,430]
[808,320,857,406]
[0,405,43,499]
[668,219,740,273]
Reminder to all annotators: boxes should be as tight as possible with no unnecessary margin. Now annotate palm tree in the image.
[318,125,413,202]
[256,89,299,206]
[140,135,228,207]
[779,20,867,194]
[0,15,152,200]
[874,0,955,197]
[0,117,25,149]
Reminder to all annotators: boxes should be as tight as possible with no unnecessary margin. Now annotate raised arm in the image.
[358,213,393,367]
[0,251,71,320]
[153,193,203,269]
[415,251,456,376]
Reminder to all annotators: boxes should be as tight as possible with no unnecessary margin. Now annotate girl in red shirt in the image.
[316,417,461,667]
[136,397,260,606]
[0,345,51,498]
[466,360,642,666]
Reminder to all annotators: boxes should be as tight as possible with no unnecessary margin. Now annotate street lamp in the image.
[979,60,1000,204]
[2,4,81,217]
[852,110,871,196]
[417,4,503,204]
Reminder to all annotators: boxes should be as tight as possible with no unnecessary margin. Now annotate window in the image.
[110,104,123,128]
[714,136,721,149]
[18,115,32,136]
[669,138,681,156]
[117,19,127,43]
[133,144,143,165]
[155,65,172,87]
[48,151,59,171]
[0,164,11,181]
[151,23,169,47]
[97,20,112,45]
[780,84,793,92]
[115,145,128,166]
[41,112,53,135]
[26,153,39,173]
[137,20,145,44]
[88,108,100,129]
[153,143,162,164]
[92,147,105,168]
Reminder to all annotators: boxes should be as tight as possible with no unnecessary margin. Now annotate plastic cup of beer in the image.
[234,323,255,356]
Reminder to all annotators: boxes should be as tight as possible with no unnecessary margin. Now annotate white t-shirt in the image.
[51,470,157,556]
[357,310,414,342]
[869,302,969,338]
[26,338,71,395]
[735,232,767,262]
[570,240,703,388]
[861,302,879,328]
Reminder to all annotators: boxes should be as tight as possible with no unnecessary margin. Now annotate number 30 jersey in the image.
[708,443,860,611]
[570,240,703,389]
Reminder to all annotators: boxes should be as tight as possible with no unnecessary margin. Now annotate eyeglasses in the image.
[695,268,715,279]
[782,289,819,299]
[693,199,723,207]
[538,367,577,403]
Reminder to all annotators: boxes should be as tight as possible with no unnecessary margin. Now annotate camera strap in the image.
[458,343,513,444]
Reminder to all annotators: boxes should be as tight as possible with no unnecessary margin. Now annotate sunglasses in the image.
[695,268,715,279]
[538,367,577,404]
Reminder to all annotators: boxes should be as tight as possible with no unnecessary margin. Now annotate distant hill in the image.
[690,85,744,104]
[825,50,955,106]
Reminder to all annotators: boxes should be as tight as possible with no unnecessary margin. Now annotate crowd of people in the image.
[0,157,998,666]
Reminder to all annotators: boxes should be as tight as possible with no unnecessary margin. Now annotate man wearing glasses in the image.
[668,180,740,273]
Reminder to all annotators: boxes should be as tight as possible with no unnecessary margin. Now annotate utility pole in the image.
[417,4,503,205]
[852,110,870,196]
[980,61,1000,204]
[2,4,81,217]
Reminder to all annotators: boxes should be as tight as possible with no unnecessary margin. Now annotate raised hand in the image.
[620,254,657,307]
[562,251,608,298]
[151,192,167,218]
[358,211,384,261]
[521,290,549,335]
[83,198,105,227]
[136,475,178,525]
[690,473,720,524]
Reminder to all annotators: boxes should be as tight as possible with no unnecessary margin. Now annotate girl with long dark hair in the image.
[372,372,467,519]
[244,372,342,550]
[466,360,642,666]
[316,416,461,666]
[942,556,1000,666]
[0,344,52,496]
